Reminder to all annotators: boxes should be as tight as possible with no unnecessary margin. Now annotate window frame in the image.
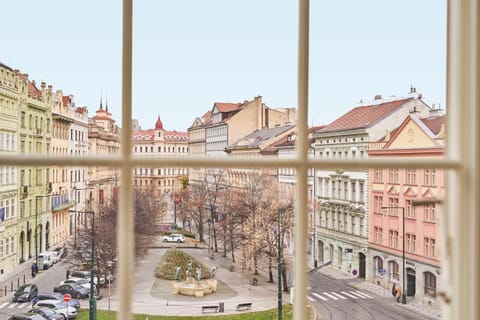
[0,1,476,319]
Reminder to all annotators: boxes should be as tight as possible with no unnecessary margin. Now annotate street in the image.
[309,271,432,320]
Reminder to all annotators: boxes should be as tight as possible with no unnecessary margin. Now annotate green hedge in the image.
[154,249,211,280]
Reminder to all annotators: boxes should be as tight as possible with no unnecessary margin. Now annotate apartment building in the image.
[368,109,444,304]
[311,89,431,279]
[132,116,188,195]
[187,110,211,184]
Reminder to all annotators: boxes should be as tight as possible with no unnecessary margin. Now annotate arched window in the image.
[374,256,383,275]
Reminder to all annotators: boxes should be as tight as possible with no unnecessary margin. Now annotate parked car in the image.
[36,252,54,270]
[13,284,38,303]
[8,313,47,320]
[53,246,67,259]
[47,251,60,264]
[162,233,185,243]
[28,307,64,320]
[69,271,99,285]
[60,278,94,290]
[33,293,80,310]
[34,301,77,319]
[53,283,89,299]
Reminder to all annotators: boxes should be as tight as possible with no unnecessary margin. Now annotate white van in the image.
[37,252,54,270]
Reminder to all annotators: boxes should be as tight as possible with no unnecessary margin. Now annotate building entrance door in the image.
[407,268,416,297]
[358,252,366,278]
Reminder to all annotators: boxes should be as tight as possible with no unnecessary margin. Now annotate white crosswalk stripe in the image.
[17,303,27,308]
[0,302,31,309]
[330,292,347,299]
[0,302,9,308]
[354,290,374,298]
[307,290,378,303]
[322,292,339,300]
[312,292,328,301]
[8,302,17,308]
[340,291,359,299]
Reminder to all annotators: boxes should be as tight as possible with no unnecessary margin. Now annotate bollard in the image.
[11,282,13,292]
[4,286,6,296]
[23,274,26,284]
[17,278,20,288]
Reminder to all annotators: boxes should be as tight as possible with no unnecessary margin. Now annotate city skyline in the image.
[1,0,446,131]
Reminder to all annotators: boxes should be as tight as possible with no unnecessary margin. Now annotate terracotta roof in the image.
[318,98,413,134]
[214,102,242,112]
[275,125,326,147]
[133,128,188,142]
[62,96,70,106]
[421,115,445,135]
[76,107,87,114]
[226,125,295,150]
[28,81,42,98]
[202,110,212,123]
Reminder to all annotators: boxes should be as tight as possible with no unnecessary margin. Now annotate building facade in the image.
[367,110,444,304]
[132,116,189,195]
[312,90,431,279]
[0,62,19,275]
[187,111,210,184]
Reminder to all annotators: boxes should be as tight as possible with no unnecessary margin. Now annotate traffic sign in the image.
[63,294,72,303]
[352,269,358,276]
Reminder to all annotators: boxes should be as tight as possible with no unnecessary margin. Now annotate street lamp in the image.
[69,209,96,320]
[277,208,285,320]
[107,260,113,314]
[382,206,407,305]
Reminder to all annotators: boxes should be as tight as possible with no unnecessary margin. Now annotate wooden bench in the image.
[236,302,253,311]
[201,305,219,314]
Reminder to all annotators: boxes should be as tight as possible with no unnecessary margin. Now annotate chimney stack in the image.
[374,94,382,100]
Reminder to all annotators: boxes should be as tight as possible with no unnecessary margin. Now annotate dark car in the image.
[8,313,46,320]
[28,307,64,320]
[53,283,89,299]
[34,293,81,310]
[13,284,38,303]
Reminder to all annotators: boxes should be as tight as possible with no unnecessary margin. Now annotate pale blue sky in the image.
[1,1,446,131]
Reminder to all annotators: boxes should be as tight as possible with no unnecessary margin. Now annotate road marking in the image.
[340,291,358,299]
[354,290,374,298]
[0,302,9,308]
[330,292,347,299]
[8,303,17,308]
[17,303,27,308]
[322,292,339,300]
[349,291,371,298]
[312,292,328,301]
[307,295,315,302]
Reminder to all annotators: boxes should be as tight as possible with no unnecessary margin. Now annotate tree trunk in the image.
[282,265,289,292]
[268,256,273,283]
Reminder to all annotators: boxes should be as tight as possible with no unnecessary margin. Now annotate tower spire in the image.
[100,89,103,110]
[105,92,109,112]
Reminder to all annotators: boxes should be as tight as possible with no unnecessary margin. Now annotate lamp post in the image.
[69,209,96,319]
[277,208,285,320]
[107,260,113,314]
[207,218,212,254]
[382,206,406,305]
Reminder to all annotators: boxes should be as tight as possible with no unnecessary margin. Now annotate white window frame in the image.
[0,1,477,319]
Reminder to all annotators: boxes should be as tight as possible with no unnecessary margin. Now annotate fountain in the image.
[171,263,218,297]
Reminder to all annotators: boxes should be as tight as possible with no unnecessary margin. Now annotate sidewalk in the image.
[96,241,289,316]
[317,265,441,320]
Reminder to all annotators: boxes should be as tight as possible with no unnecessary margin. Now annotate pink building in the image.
[367,110,444,305]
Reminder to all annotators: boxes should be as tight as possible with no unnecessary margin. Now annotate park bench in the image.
[249,278,258,286]
[202,305,219,313]
[236,302,253,311]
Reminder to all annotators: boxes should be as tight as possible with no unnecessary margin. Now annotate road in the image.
[309,271,430,320]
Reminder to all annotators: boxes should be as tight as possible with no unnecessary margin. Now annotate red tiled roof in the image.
[76,107,87,114]
[202,110,212,123]
[214,102,242,112]
[62,96,70,106]
[28,81,42,98]
[318,98,413,133]
[133,128,188,142]
[421,115,445,135]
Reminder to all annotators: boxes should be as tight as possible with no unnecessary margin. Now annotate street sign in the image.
[379,268,386,276]
[63,294,71,303]
[352,269,358,276]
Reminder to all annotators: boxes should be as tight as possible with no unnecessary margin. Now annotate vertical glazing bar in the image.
[295,0,309,319]
[446,1,478,319]
[119,0,134,320]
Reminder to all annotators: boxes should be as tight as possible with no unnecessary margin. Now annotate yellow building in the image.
[0,62,20,275]
[17,73,54,265]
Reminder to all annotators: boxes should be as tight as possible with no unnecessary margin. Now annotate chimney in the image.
[429,103,444,117]
[410,85,416,93]
[374,94,382,100]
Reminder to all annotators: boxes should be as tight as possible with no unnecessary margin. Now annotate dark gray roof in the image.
[226,125,295,150]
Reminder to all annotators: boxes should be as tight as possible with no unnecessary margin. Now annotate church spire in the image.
[99,89,103,110]
[105,92,109,112]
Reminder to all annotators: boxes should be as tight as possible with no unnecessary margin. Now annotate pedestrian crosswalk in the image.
[0,301,31,309]
[308,290,374,302]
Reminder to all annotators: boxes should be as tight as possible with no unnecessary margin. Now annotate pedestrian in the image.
[391,283,396,297]
[34,263,39,274]
[396,286,402,303]
[31,263,36,278]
